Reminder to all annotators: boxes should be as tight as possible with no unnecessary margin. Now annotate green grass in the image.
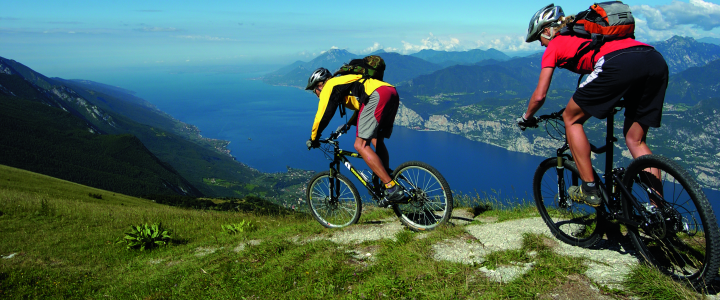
[0,164,712,299]
[455,189,539,222]
[624,264,706,300]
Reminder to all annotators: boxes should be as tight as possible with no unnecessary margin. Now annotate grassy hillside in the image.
[0,165,708,299]
[0,92,201,197]
[0,63,310,201]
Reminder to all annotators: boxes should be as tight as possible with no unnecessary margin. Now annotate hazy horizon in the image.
[4,0,720,80]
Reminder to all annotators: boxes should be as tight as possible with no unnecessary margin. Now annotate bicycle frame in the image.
[321,135,383,202]
[551,109,650,228]
[534,106,720,287]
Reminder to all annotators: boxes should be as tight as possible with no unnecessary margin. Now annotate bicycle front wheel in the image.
[307,171,362,229]
[533,157,603,247]
[392,161,453,231]
[622,154,720,288]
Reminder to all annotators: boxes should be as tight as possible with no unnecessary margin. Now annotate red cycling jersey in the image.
[541,34,650,74]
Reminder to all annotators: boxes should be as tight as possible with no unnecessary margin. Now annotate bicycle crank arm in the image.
[614,216,641,229]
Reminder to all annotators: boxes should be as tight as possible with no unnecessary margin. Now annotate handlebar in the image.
[317,129,347,146]
[318,123,351,144]
[312,127,351,162]
[529,107,612,154]
[535,108,565,122]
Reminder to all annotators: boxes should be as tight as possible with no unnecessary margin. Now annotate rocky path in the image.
[284,209,720,299]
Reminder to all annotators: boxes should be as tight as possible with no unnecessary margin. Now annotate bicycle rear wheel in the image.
[392,161,453,231]
[307,171,362,229]
[533,157,603,247]
[622,154,720,288]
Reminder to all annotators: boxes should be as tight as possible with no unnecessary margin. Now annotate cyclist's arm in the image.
[311,92,338,140]
[524,67,554,119]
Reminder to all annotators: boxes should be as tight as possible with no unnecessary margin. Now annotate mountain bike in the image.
[306,127,453,231]
[530,107,720,289]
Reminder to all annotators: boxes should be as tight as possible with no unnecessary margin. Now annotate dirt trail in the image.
[291,209,720,299]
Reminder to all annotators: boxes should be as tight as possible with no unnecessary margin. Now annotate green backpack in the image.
[333,55,386,81]
[330,55,387,117]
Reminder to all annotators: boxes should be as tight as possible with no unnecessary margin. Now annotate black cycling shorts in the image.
[573,46,668,128]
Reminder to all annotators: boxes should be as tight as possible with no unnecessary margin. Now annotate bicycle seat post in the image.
[603,112,618,198]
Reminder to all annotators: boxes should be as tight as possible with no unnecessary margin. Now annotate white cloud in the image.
[361,42,383,54]
[395,32,544,55]
[175,35,234,41]
[137,27,180,32]
[633,0,720,31]
[397,1,720,55]
[400,33,464,53]
[40,28,114,34]
[474,35,541,53]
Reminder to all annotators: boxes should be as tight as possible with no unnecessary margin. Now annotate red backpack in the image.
[564,1,635,41]
[559,1,635,76]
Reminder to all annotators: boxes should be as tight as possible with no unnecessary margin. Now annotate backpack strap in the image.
[328,78,370,118]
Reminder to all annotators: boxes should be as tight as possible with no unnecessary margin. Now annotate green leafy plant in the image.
[221,220,255,235]
[119,223,172,251]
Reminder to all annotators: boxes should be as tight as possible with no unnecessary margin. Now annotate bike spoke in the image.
[623,155,720,287]
[533,158,602,247]
[391,163,452,231]
[308,173,361,228]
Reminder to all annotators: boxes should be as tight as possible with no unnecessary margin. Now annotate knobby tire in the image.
[392,161,453,231]
[533,158,603,247]
[622,154,720,289]
[307,171,362,229]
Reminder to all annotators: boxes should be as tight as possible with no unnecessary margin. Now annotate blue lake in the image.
[106,69,719,220]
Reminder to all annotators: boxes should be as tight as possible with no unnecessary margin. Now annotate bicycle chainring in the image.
[662,205,695,236]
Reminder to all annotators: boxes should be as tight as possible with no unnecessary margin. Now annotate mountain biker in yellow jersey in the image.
[517,4,668,207]
[305,67,408,207]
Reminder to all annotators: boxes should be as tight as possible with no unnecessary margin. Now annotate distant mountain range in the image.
[264,36,720,189]
[262,47,508,87]
[650,36,720,74]
[0,57,311,202]
[409,48,511,68]
[265,35,720,112]
[2,33,717,198]
[666,58,720,105]
[698,37,720,45]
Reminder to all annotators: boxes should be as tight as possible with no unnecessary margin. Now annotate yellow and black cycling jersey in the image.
[310,74,394,140]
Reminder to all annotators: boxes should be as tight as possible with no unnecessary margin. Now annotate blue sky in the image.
[3,0,720,78]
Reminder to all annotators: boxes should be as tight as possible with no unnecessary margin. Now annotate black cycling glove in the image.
[516,114,538,131]
[306,139,320,150]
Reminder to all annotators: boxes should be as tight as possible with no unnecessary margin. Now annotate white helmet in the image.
[526,4,564,43]
[305,67,332,90]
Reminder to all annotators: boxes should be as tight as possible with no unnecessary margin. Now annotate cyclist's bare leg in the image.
[624,119,662,205]
[563,98,594,182]
[372,138,390,172]
[623,120,652,158]
[355,137,392,184]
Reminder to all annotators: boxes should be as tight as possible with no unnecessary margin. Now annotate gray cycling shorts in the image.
[357,86,399,140]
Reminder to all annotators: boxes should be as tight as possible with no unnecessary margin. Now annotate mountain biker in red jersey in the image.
[305,67,408,207]
[517,4,668,207]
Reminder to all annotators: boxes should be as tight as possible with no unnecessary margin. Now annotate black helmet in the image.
[305,67,332,90]
[526,4,564,43]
